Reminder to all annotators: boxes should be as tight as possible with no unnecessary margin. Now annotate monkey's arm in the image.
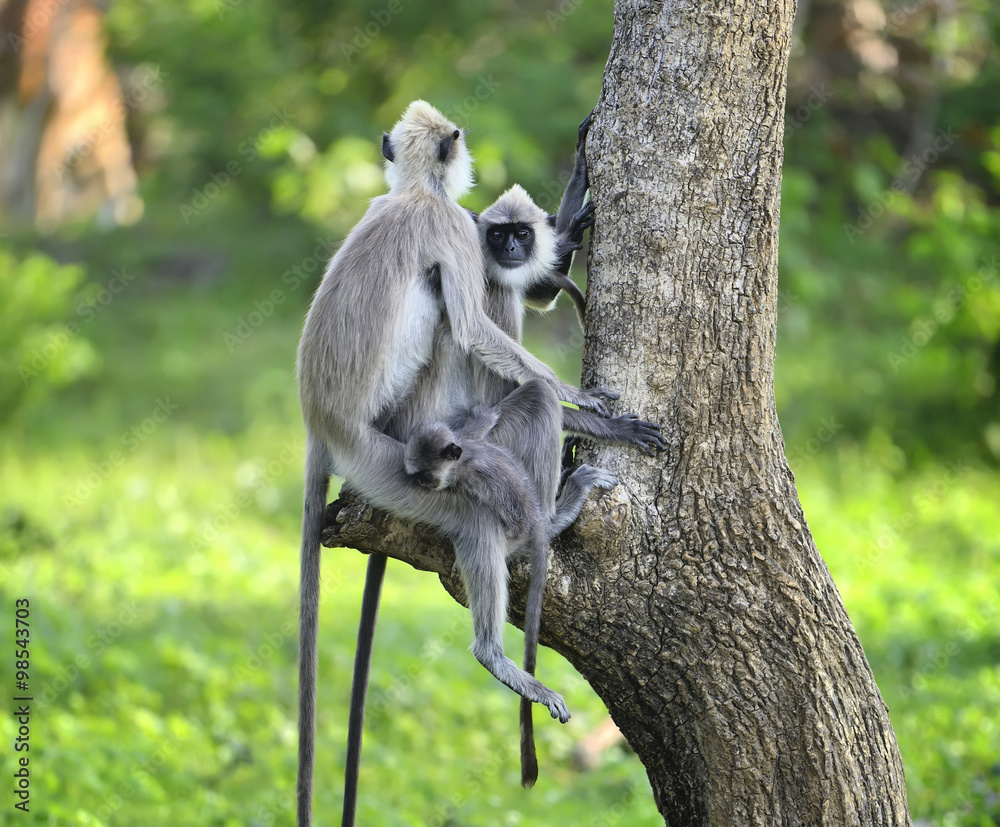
[561,408,667,456]
[554,111,592,236]
[438,237,616,416]
[461,312,616,416]
[525,113,593,311]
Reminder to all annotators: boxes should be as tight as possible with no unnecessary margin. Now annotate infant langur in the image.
[404,407,615,759]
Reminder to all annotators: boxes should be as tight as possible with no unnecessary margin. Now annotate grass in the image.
[1,210,997,825]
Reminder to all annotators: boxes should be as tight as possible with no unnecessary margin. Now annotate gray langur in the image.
[296,100,617,827]
[476,115,667,455]
[497,115,593,326]
[404,403,617,787]
[467,116,667,791]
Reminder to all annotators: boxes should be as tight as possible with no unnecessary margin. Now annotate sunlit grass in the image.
[1,229,997,824]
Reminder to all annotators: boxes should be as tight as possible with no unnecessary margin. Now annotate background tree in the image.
[327,1,912,822]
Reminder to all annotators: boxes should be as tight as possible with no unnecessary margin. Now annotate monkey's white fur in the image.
[384,100,475,199]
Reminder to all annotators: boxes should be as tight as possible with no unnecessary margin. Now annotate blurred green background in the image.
[1,0,998,824]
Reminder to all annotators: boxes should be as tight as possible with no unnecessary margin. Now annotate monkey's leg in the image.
[455,531,570,723]
[519,525,554,788]
[486,379,563,517]
[549,465,618,537]
[561,407,667,456]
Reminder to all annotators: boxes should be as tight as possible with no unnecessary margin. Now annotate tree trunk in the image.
[325,1,912,823]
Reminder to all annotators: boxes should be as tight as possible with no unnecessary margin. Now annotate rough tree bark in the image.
[324,1,912,824]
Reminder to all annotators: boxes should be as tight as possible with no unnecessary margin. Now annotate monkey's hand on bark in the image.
[554,202,595,260]
[609,414,668,456]
[560,385,618,418]
[577,111,593,157]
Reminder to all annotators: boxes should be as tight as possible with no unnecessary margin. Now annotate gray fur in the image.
[404,394,616,789]
[296,101,615,826]
[476,186,667,456]
[522,112,594,320]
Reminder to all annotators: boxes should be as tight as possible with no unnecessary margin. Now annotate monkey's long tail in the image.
[342,553,387,827]
[520,528,549,788]
[297,437,330,827]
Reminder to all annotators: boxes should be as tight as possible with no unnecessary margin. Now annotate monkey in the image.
[469,119,669,787]
[476,115,667,455]
[404,401,617,787]
[295,100,617,827]
[334,112,666,814]
[524,111,594,323]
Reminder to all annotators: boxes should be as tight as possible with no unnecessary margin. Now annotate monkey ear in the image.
[546,214,557,227]
[382,133,395,162]
[443,443,463,461]
[437,130,460,162]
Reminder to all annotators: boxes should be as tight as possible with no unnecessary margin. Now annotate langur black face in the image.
[485,223,535,269]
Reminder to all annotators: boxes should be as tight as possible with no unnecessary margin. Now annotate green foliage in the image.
[0,250,100,422]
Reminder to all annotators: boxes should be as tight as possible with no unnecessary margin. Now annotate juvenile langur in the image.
[469,119,666,790]
[404,400,617,787]
[296,101,617,827]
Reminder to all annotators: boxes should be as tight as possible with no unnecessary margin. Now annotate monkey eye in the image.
[515,228,530,241]
[488,229,503,241]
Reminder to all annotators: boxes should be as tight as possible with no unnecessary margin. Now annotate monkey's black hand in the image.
[554,202,596,259]
[610,414,668,456]
[553,236,583,259]
[577,111,593,153]
[580,387,619,418]
[570,201,595,239]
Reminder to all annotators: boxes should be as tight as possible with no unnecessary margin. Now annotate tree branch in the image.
[320,486,624,637]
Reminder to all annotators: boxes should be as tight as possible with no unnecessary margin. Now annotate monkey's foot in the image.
[473,647,571,723]
[537,688,571,723]
[572,464,618,491]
